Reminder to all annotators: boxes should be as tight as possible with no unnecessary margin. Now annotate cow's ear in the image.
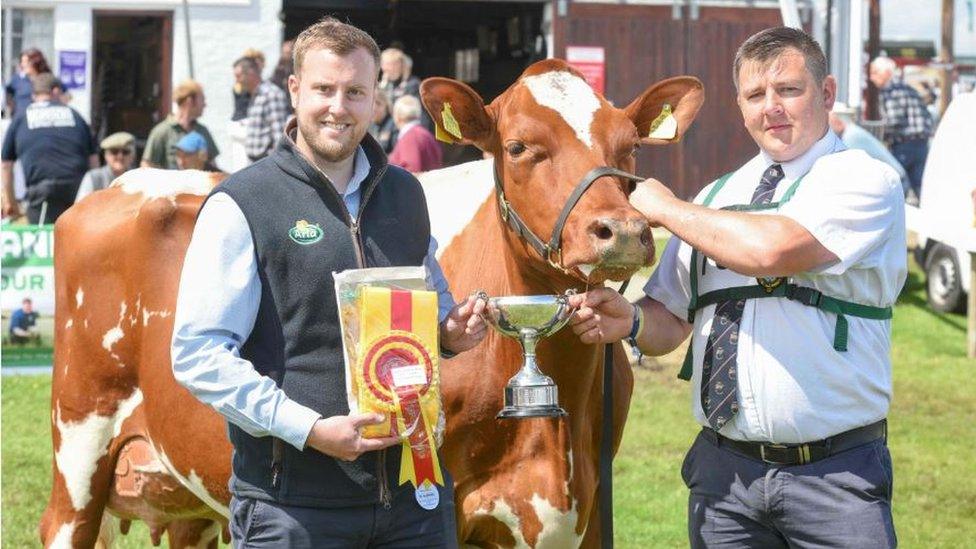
[625,76,704,145]
[420,77,494,149]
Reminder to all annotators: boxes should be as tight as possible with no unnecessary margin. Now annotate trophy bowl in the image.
[478,291,577,419]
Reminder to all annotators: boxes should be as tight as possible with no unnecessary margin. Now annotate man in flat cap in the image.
[75,131,136,202]
[1,72,97,223]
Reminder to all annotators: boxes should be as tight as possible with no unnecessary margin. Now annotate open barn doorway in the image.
[91,12,172,160]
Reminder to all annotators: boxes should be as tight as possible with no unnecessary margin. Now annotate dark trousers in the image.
[229,479,458,548]
[26,177,80,224]
[682,430,896,548]
[891,138,929,200]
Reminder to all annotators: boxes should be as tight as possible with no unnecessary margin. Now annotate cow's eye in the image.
[506,141,526,157]
[631,143,641,158]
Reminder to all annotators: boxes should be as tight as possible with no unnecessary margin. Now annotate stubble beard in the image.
[298,116,363,164]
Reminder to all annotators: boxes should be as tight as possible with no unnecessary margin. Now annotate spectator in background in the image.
[270,40,294,93]
[174,132,209,170]
[8,298,40,345]
[378,48,421,107]
[234,56,289,164]
[829,103,909,198]
[369,91,397,153]
[233,48,267,121]
[5,48,51,119]
[76,132,136,202]
[1,73,97,223]
[869,55,933,202]
[388,95,441,173]
[142,79,219,170]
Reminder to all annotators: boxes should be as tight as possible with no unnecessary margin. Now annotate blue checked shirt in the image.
[243,80,290,161]
[879,78,933,146]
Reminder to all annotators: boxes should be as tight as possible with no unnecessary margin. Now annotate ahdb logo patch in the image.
[288,220,324,245]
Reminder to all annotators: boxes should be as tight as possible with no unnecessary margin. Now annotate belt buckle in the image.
[760,443,811,465]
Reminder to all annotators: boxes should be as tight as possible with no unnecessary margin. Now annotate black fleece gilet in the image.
[210,133,430,507]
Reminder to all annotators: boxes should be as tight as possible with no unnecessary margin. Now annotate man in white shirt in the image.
[569,27,904,548]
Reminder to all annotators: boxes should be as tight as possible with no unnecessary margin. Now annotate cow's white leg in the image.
[41,390,142,548]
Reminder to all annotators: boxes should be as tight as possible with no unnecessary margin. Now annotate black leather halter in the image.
[493,165,645,272]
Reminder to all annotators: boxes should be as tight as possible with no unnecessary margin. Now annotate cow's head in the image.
[421,59,703,283]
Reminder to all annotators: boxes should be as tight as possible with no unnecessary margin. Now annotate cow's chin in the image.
[573,262,644,284]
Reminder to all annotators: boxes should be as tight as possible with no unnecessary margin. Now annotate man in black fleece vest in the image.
[172,18,487,547]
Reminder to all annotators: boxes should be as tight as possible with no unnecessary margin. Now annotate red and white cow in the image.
[420,60,702,546]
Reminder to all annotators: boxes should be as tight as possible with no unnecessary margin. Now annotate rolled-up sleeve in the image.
[171,192,320,450]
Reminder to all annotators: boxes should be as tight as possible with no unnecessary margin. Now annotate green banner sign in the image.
[3,224,55,367]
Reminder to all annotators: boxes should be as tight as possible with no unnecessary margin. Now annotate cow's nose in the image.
[589,217,653,261]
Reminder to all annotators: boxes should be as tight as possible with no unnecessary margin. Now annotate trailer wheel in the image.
[926,243,966,314]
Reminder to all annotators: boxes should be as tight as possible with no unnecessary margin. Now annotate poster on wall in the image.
[566,46,606,95]
[2,224,55,367]
[58,50,87,91]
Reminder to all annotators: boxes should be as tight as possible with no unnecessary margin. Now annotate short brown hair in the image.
[174,79,203,105]
[733,27,828,90]
[234,56,260,74]
[292,17,381,77]
[31,73,58,94]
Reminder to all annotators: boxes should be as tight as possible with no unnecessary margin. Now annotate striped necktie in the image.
[700,164,785,430]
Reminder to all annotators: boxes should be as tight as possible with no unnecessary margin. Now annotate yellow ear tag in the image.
[434,124,457,144]
[440,103,464,140]
[648,103,678,140]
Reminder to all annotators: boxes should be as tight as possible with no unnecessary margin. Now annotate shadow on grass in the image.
[897,270,965,333]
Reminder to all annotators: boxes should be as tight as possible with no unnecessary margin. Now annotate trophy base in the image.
[497,405,567,419]
[497,385,567,419]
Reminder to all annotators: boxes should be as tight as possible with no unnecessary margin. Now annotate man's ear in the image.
[420,77,495,149]
[625,76,704,145]
[288,74,299,111]
[822,75,837,111]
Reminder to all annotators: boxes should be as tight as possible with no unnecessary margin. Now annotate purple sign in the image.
[58,50,87,90]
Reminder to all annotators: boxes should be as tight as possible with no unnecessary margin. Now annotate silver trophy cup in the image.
[478,291,577,419]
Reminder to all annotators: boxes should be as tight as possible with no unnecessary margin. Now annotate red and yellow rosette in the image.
[357,287,444,488]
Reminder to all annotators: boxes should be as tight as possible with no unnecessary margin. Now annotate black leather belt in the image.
[702,419,887,466]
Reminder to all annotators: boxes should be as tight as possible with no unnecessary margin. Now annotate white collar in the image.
[759,129,846,180]
[344,146,371,198]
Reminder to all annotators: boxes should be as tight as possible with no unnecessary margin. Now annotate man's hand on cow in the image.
[305,413,400,461]
[568,287,634,345]
[440,293,488,354]
[629,177,677,226]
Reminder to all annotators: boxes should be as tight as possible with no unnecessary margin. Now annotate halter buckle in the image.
[498,196,510,222]
[546,247,565,272]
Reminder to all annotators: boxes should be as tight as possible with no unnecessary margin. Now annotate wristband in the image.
[626,303,643,344]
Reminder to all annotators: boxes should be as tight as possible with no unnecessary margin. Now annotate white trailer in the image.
[913,91,976,313]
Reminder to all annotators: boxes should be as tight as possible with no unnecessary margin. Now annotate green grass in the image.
[3,261,973,547]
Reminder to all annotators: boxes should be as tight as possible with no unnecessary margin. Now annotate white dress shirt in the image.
[172,146,456,450]
[645,130,907,443]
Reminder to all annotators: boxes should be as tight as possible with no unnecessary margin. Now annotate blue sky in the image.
[882,0,976,56]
